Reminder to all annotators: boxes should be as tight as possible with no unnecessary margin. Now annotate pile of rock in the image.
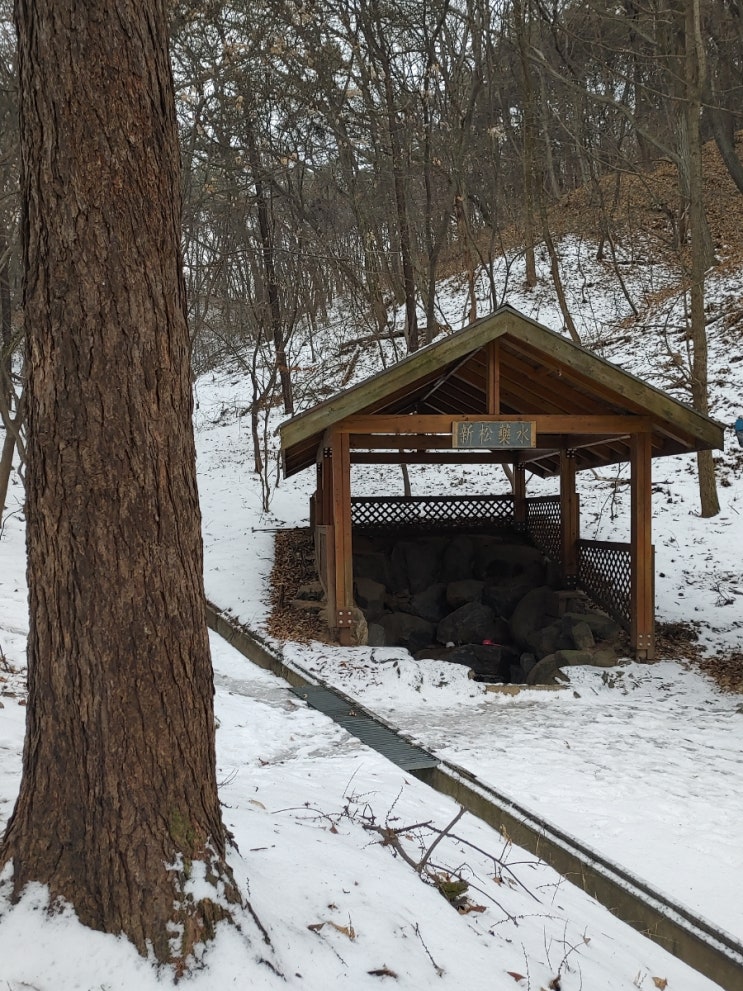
[352,532,622,684]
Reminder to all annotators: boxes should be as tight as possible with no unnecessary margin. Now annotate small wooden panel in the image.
[453,419,536,449]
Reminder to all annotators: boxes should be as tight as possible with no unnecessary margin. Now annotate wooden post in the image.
[513,463,527,532]
[631,432,655,660]
[331,429,354,645]
[321,443,334,525]
[486,340,500,414]
[560,448,578,587]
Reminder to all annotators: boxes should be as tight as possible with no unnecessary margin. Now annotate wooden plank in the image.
[343,413,653,435]
[350,433,453,449]
[331,430,354,642]
[350,451,536,465]
[350,433,452,449]
[630,432,654,659]
[487,340,500,414]
[560,449,579,584]
[279,312,511,450]
[503,312,724,449]
[513,465,527,527]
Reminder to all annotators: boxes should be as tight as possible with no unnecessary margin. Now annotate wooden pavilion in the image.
[279,305,724,659]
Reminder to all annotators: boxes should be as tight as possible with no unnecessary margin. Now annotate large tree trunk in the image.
[2,0,240,966]
[685,0,719,517]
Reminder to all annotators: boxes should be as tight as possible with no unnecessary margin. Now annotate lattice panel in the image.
[351,494,515,531]
[578,539,632,630]
[525,496,561,563]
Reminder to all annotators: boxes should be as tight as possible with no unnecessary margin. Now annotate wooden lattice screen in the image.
[347,492,636,635]
[525,495,562,562]
[351,494,515,530]
[577,539,632,630]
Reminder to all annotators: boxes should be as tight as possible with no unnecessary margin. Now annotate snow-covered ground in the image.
[1,240,742,988]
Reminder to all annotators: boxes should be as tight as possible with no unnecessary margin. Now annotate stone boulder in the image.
[563,616,596,651]
[409,583,448,624]
[510,586,561,649]
[390,539,444,594]
[562,610,621,642]
[379,612,435,652]
[481,575,533,618]
[437,601,509,646]
[353,551,390,590]
[476,541,546,582]
[442,534,475,582]
[446,579,484,610]
[354,577,387,622]
[524,621,573,659]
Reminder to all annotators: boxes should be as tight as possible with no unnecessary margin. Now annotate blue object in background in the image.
[735,415,743,448]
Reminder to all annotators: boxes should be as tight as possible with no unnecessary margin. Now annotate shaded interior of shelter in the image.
[346,497,626,685]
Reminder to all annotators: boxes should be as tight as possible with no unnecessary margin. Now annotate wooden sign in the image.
[452,420,536,449]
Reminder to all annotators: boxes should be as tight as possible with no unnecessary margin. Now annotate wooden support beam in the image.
[486,340,500,414]
[349,434,453,449]
[321,445,334,525]
[331,430,354,646]
[350,451,536,465]
[560,449,579,586]
[630,432,655,659]
[514,464,527,529]
[342,413,653,435]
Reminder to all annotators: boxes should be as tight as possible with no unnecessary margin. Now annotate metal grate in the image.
[352,494,515,531]
[578,539,632,630]
[290,685,439,772]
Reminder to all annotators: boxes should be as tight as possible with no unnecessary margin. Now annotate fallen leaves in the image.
[267,528,332,644]
[307,920,356,940]
[652,979,668,990]
[368,966,398,979]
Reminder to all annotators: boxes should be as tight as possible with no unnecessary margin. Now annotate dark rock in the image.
[389,543,411,594]
[520,652,538,677]
[481,576,533,618]
[510,586,561,648]
[442,534,475,582]
[353,551,390,589]
[563,617,595,651]
[437,601,501,645]
[562,610,621,642]
[590,648,619,667]
[367,623,386,647]
[446,579,485,609]
[414,645,478,668]
[556,648,595,665]
[409,583,448,624]
[510,664,527,683]
[379,612,435,650]
[390,539,443,594]
[354,577,387,622]
[526,653,565,685]
[476,541,545,581]
[525,622,567,659]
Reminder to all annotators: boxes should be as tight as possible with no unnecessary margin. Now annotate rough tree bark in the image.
[1,0,241,967]
[685,0,720,517]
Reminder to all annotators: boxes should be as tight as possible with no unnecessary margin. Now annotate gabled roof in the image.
[279,305,724,478]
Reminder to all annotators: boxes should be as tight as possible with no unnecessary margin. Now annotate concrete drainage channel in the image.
[206,601,743,990]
